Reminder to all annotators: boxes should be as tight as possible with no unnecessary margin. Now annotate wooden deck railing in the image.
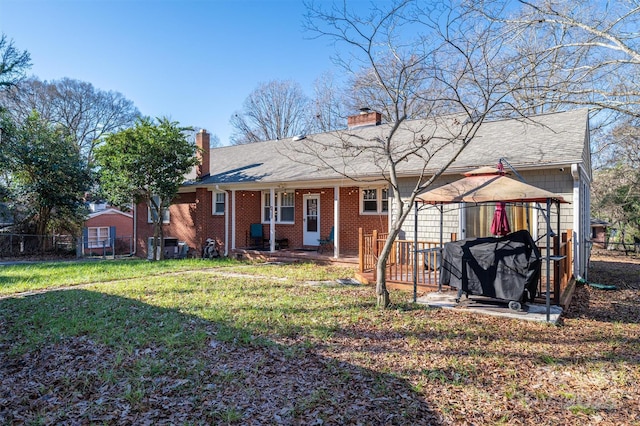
[359,227,575,306]
[358,228,455,285]
[537,229,573,305]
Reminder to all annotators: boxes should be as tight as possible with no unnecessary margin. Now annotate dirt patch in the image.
[565,249,640,323]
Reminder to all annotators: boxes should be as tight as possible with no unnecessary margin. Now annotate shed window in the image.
[88,227,110,248]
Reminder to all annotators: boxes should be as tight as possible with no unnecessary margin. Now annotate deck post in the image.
[358,228,364,273]
[372,229,378,281]
[553,233,560,304]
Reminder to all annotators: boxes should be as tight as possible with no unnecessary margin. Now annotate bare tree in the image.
[0,34,31,90]
[230,80,311,144]
[0,77,140,165]
[473,0,640,117]
[468,0,640,167]
[309,71,349,133]
[299,0,535,307]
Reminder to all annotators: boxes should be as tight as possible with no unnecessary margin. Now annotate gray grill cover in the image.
[439,230,541,302]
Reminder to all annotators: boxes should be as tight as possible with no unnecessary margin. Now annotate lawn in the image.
[1,254,638,425]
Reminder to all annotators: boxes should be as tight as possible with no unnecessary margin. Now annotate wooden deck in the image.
[357,228,577,308]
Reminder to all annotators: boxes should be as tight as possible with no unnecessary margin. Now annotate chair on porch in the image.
[318,226,334,254]
[249,223,265,249]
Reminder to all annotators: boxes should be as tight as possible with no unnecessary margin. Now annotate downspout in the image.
[571,163,582,279]
[224,190,229,256]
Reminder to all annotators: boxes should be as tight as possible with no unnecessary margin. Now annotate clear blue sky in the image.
[0,0,372,145]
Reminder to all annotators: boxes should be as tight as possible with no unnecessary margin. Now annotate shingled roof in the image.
[191,108,589,188]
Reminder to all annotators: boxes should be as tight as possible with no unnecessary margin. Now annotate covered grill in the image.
[439,230,541,308]
[414,165,568,319]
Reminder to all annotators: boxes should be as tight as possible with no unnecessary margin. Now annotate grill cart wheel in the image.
[508,301,522,311]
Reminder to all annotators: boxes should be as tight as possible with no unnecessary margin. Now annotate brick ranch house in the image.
[134,108,591,279]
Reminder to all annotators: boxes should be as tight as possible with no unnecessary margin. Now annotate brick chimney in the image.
[195,129,210,179]
[347,108,382,129]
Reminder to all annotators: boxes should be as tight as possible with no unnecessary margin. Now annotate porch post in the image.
[231,190,236,250]
[270,188,276,252]
[439,204,443,292]
[413,201,418,303]
[333,186,340,258]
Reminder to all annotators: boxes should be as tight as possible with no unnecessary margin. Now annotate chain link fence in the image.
[0,233,77,258]
[0,233,136,259]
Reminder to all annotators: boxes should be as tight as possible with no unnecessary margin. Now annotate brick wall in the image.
[86,212,133,238]
[339,187,388,252]
[233,190,263,247]
[136,185,388,256]
[136,193,198,257]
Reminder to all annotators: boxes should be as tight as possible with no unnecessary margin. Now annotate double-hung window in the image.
[88,227,110,248]
[361,187,389,214]
[213,192,225,215]
[262,191,295,223]
[148,195,170,224]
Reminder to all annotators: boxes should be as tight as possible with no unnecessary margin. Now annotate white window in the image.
[148,195,170,223]
[262,191,295,224]
[361,187,389,214]
[213,192,225,215]
[88,227,110,248]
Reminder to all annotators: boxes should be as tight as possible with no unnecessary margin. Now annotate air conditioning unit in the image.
[147,237,179,260]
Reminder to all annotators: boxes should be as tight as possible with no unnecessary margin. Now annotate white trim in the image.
[231,190,236,250]
[459,205,466,240]
[333,186,340,258]
[572,163,581,278]
[147,196,170,224]
[303,194,321,246]
[87,226,111,248]
[212,191,225,215]
[261,190,295,224]
[88,208,133,219]
[269,188,276,252]
[224,191,229,256]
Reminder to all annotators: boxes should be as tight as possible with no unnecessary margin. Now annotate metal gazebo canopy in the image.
[413,166,569,322]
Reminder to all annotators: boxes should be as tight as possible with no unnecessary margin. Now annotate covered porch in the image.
[231,246,359,267]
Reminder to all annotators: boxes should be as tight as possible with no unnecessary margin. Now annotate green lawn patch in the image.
[0,258,637,425]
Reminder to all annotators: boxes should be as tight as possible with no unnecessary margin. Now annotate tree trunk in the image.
[375,235,395,309]
[37,207,51,250]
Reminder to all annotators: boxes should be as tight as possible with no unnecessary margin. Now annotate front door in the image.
[303,194,320,246]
